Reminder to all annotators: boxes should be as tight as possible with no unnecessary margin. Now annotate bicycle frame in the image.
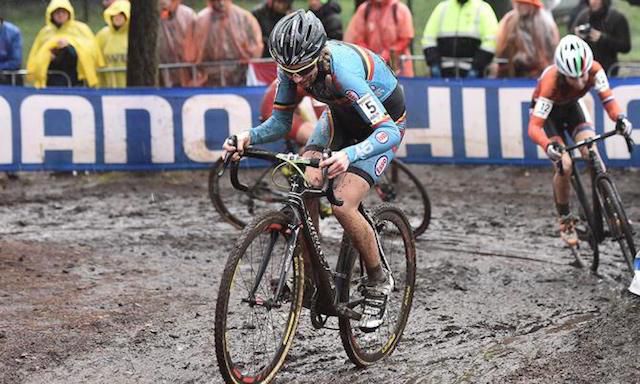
[228,151,364,322]
[563,126,635,271]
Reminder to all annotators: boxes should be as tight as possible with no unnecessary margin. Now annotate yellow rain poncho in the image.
[26,0,104,88]
[96,0,130,87]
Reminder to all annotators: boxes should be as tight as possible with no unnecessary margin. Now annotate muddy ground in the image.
[1,164,639,384]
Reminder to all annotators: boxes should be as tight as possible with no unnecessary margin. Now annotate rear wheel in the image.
[215,211,304,383]
[596,178,636,274]
[338,204,416,366]
[370,160,431,238]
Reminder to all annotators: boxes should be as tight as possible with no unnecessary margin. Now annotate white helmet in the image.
[554,35,593,78]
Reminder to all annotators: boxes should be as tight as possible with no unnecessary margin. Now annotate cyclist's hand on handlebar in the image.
[546,141,563,162]
[222,132,250,161]
[319,151,350,179]
[616,114,633,137]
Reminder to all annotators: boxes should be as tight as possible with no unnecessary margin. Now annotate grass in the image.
[4,0,640,70]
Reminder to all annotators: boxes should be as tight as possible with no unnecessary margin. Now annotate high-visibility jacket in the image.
[421,0,498,77]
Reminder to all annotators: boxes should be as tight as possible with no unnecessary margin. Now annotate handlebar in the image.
[221,136,343,207]
[562,120,634,154]
[555,120,634,174]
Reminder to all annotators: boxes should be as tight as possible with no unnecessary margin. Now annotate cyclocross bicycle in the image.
[214,145,416,384]
[560,121,636,274]
[208,140,431,237]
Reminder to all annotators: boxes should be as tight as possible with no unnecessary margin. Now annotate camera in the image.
[576,23,591,38]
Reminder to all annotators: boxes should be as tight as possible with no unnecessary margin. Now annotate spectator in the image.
[567,0,588,30]
[308,0,343,40]
[96,0,130,87]
[570,0,631,76]
[158,0,196,87]
[345,0,415,76]
[421,0,498,78]
[0,16,22,85]
[494,0,559,78]
[188,0,263,87]
[26,0,104,88]
[252,0,293,58]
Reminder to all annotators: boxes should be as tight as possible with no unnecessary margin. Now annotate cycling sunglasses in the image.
[279,58,319,77]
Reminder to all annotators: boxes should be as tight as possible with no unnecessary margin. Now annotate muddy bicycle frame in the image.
[225,147,393,327]
[560,124,635,271]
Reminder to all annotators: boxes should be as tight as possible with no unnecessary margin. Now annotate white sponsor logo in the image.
[355,140,374,159]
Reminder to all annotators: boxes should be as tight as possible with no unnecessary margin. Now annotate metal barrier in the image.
[0,69,73,87]
[4,58,639,87]
[607,62,640,78]
[0,58,277,88]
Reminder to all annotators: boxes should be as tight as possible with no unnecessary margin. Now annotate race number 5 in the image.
[356,93,386,125]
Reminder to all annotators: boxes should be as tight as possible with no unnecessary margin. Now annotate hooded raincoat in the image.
[26,0,104,88]
[495,0,559,78]
[158,0,196,87]
[187,0,263,87]
[344,0,415,76]
[96,0,130,87]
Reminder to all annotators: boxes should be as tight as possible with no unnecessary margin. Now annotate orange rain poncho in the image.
[344,0,415,77]
[26,0,104,88]
[495,0,559,78]
[187,0,263,87]
[158,0,196,87]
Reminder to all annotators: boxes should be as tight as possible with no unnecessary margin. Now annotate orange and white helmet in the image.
[554,35,593,78]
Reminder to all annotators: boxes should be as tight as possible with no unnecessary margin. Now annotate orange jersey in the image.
[528,62,622,149]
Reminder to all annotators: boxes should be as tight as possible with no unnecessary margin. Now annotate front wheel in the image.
[338,204,416,367]
[215,211,304,383]
[596,177,636,274]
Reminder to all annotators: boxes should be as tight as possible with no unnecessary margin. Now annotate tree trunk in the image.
[127,0,159,86]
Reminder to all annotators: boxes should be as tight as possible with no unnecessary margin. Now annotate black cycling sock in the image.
[556,203,570,216]
[366,263,386,283]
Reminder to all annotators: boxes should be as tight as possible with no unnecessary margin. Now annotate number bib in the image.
[533,97,554,119]
[356,93,387,126]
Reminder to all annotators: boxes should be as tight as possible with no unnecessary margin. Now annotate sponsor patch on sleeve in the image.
[356,93,387,126]
[375,131,389,144]
[375,155,388,177]
[532,97,554,119]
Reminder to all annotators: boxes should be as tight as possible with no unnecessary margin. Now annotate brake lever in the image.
[625,135,635,154]
[218,135,238,177]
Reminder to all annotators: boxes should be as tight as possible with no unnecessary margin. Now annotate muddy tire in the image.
[596,178,636,274]
[215,211,305,383]
[338,204,416,367]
